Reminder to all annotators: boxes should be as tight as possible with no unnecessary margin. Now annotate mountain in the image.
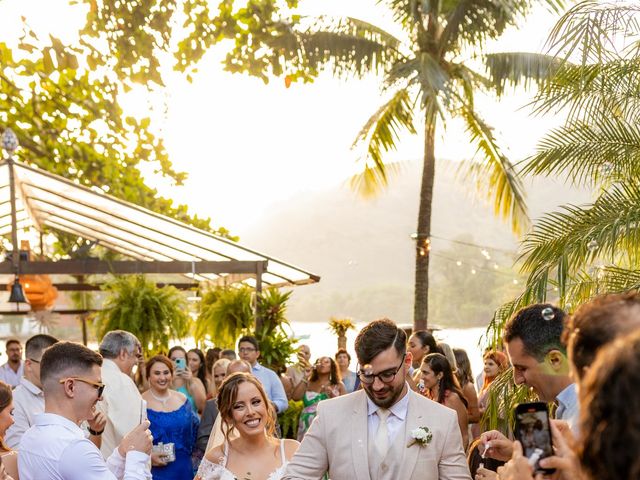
[240,160,591,327]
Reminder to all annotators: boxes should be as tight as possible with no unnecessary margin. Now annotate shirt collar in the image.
[20,377,43,396]
[252,362,263,371]
[366,384,410,421]
[34,413,84,435]
[556,382,577,409]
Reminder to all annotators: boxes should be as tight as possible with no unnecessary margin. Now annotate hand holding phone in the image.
[174,357,186,371]
[514,402,555,475]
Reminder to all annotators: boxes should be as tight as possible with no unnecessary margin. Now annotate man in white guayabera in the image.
[18,341,153,480]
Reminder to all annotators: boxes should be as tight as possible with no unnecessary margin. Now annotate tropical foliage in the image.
[0,3,235,261]
[194,286,297,371]
[71,0,571,330]
[170,0,573,330]
[255,288,298,373]
[94,275,190,355]
[488,1,640,341]
[328,317,356,350]
[194,286,254,349]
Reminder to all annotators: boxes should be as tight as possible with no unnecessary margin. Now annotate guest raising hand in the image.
[292,356,346,441]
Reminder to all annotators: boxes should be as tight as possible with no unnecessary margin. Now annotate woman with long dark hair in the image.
[188,348,208,394]
[195,373,299,480]
[168,346,206,414]
[292,356,346,441]
[421,353,469,449]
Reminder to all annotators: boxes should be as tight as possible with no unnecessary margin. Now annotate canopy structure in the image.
[0,159,320,291]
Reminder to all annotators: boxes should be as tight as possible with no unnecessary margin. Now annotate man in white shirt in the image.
[5,334,59,448]
[0,339,24,388]
[18,341,153,480]
[96,330,145,459]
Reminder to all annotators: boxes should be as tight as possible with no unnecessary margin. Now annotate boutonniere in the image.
[407,426,433,448]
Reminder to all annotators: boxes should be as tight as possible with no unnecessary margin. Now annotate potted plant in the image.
[94,275,190,355]
[328,317,356,350]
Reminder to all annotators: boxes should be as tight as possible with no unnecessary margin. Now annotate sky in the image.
[2,0,564,234]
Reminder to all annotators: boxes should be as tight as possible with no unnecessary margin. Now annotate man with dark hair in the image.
[18,342,153,480]
[237,335,288,413]
[5,334,59,448]
[97,330,144,459]
[503,303,578,430]
[284,318,471,480]
[0,338,23,388]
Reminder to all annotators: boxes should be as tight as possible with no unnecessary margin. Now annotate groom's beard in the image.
[363,381,405,409]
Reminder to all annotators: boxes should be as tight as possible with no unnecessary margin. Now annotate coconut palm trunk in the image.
[414,121,437,331]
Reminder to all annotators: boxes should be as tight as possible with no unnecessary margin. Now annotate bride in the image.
[196,372,299,480]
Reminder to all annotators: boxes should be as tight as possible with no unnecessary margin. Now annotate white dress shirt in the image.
[366,387,410,446]
[18,413,151,480]
[96,359,145,459]
[0,362,23,388]
[5,378,44,448]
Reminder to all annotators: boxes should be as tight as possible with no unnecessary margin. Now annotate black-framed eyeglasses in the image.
[238,347,256,353]
[357,354,406,385]
[59,377,106,397]
[27,358,40,364]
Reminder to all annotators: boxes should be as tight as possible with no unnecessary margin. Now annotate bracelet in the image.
[88,427,104,436]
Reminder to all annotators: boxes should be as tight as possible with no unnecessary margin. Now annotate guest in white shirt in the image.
[96,331,145,460]
[18,341,153,480]
[0,340,23,389]
[5,334,59,449]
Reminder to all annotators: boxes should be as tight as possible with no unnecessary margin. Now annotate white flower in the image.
[408,426,432,448]
[411,428,428,441]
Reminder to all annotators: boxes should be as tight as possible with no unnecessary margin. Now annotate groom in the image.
[283,319,471,480]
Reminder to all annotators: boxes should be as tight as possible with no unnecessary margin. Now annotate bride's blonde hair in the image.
[217,372,276,442]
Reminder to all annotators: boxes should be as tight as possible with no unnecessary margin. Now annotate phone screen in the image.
[514,403,554,474]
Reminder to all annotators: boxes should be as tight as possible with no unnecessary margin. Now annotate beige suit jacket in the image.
[283,389,471,480]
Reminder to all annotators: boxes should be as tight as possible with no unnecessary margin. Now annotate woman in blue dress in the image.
[143,355,199,480]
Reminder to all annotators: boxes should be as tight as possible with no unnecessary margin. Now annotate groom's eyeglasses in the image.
[357,354,406,385]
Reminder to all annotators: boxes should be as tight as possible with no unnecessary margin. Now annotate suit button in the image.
[381,464,387,471]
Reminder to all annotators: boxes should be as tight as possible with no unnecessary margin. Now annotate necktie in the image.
[374,408,390,457]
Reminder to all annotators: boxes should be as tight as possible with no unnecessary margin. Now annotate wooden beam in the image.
[0,259,268,275]
[62,282,197,291]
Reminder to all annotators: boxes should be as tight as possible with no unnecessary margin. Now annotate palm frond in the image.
[532,58,640,123]
[379,0,419,36]
[519,182,640,292]
[350,88,417,197]
[546,1,640,65]
[271,16,404,79]
[521,117,640,186]
[439,0,564,57]
[483,52,564,97]
[459,105,530,235]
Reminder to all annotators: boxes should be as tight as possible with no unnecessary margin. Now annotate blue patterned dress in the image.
[148,400,199,480]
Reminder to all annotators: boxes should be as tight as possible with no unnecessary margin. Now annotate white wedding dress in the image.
[197,439,288,480]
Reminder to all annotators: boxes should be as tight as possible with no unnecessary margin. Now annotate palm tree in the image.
[264,0,571,330]
[328,317,356,350]
[488,1,640,338]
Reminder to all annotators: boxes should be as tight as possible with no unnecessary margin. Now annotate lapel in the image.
[398,391,424,480]
[350,391,371,480]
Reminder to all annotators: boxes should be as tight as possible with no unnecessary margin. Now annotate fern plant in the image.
[193,286,254,348]
[94,275,190,356]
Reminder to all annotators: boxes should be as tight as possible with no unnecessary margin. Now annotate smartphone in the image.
[174,357,186,370]
[514,402,555,475]
[139,399,147,424]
